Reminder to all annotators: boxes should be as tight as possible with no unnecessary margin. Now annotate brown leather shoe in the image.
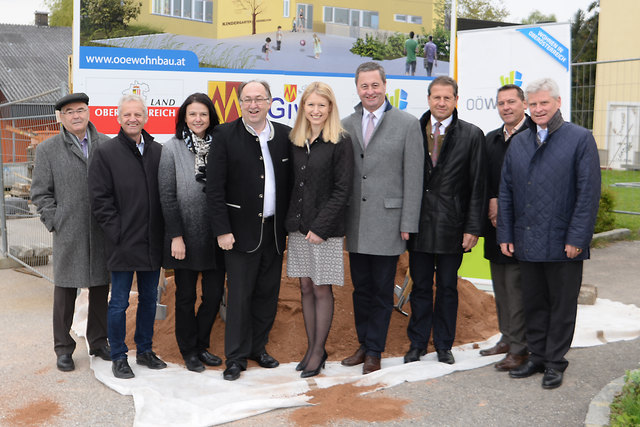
[495,353,528,371]
[341,346,366,366]
[479,341,510,356]
[362,355,381,374]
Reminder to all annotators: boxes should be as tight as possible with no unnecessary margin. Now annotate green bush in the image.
[350,33,411,60]
[610,369,640,426]
[594,188,616,233]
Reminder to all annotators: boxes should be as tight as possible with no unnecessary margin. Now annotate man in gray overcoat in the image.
[31,93,111,372]
[340,62,424,374]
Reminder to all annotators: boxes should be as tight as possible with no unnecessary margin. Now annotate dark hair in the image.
[428,76,458,97]
[238,80,272,100]
[355,61,386,85]
[175,93,220,139]
[409,31,415,38]
[497,84,525,101]
[266,37,271,42]
[428,35,433,41]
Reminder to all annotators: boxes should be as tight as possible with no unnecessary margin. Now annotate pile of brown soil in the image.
[125,252,498,366]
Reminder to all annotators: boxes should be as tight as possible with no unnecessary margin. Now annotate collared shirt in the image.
[244,119,276,218]
[361,101,387,140]
[427,114,453,159]
[137,135,145,155]
[503,116,527,141]
[66,128,90,158]
[536,124,548,146]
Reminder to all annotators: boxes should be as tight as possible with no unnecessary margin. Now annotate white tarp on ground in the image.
[73,297,640,427]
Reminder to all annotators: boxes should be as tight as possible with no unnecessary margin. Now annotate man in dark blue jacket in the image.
[497,77,601,389]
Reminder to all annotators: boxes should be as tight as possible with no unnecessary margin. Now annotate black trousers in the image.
[53,284,109,356]
[223,225,282,369]
[519,260,583,371]
[407,251,463,351]
[348,252,399,358]
[174,267,225,358]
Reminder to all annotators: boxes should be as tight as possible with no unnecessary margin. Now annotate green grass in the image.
[602,169,640,232]
[610,369,640,426]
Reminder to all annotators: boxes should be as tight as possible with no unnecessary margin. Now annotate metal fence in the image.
[0,89,62,281]
[572,57,640,217]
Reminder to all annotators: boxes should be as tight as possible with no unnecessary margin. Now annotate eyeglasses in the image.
[61,107,89,116]
[240,97,270,105]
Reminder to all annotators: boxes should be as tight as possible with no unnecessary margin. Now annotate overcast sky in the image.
[0,0,597,26]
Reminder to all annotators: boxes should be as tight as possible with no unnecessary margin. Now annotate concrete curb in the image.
[584,375,625,426]
[592,228,632,244]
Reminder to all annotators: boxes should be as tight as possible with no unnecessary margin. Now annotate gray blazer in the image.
[342,101,424,256]
[158,137,219,271]
[31,123,110,288]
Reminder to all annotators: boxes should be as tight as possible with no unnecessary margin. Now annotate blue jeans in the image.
[108,270,160,361]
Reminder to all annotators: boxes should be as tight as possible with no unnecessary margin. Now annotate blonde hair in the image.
[290,82,344,147]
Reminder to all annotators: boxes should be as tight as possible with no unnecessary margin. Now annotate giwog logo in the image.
[270,84,299,120]
[208,81,242,123]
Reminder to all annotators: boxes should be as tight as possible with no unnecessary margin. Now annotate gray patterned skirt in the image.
[286,232,344,285]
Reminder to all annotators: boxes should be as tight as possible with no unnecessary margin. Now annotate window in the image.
[394,13,422,25]
[283,0,290,18]
[152,0,213,23]
[324,7,376,28]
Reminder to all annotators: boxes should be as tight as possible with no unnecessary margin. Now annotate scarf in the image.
[182,128,212,183]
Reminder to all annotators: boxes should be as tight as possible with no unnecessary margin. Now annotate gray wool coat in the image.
[158,137,219,271]
[342,101,424,256]
[31,122,110,288]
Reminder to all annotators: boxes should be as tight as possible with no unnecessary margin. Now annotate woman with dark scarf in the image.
[158,93,225,372]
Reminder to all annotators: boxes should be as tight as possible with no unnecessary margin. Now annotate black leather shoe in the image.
[542,368,563,389]
[404,347,427,363]
[89,345,112,361]
[509,360,545,378]
[250,351,279,368]
[136,351,167,370]
[436,349,455,365]
[223,362,245,381]
[185,354,205,372]
[198,350,222,367]
[112,359,135,379]
[56,354,75,372]
[301,351,328,378]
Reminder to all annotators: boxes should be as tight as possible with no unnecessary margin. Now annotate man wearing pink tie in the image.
[340,62,424,374]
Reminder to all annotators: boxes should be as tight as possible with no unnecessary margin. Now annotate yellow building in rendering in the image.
[592,0,640,167]
[135,0,436,39]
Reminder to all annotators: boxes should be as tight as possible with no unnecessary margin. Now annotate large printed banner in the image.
[72,0,433,141]
[457,23,571,134]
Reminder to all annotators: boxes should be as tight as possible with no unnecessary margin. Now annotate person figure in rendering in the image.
[298,8,305,32]
[405,76,486,365]
[89,94,166,379]
[404,31,418,76]
[31,92,111,372]
[276,25,283,50]
[158,93,225,373]
[341,62,424,374]
[478,84,532,371]
[424,35,437,77]
[286,82,353,378]
[498,77,601,389]
[206,80,291,381]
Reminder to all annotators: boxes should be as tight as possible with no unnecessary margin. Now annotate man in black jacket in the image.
[89,94,166,379]
[206,80,291,381]
[405,76,487,365]
[479,84,531,371]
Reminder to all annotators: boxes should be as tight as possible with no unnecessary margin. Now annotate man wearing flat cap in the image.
[31,93,112,372]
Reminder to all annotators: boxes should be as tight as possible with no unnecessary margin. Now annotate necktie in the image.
[537,129,548,146]
[80,139,88,158]
[432,122,441,165]
[364,112,375,147]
